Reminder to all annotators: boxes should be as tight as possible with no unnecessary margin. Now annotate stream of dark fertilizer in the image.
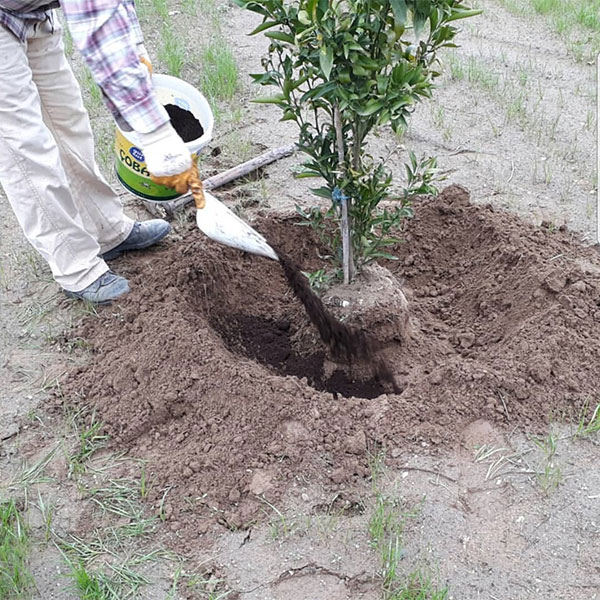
[276,251,401,394]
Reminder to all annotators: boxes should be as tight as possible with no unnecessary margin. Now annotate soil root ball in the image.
[323,263,412,345]
[275,250,400,393]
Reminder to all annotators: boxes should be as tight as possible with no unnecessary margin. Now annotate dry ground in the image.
[1,0,598,598]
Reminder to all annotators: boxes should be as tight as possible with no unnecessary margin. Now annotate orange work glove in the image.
[151,163,206,209]
[140,55,153,75]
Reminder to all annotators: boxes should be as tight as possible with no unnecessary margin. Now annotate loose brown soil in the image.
[165,103,204,142]
[61,185,600,536]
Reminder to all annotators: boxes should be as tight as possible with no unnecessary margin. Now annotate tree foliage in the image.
[234,0,481,271]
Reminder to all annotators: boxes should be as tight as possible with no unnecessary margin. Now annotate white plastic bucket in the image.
[115,74,214,202]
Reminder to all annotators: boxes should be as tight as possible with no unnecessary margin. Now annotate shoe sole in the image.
[64,292,126,305]
[102,227,170,261]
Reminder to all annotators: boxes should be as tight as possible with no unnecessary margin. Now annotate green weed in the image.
[71,563,110,600]
[79,67,104,116]
[150,0,167,20]
[575,401,600,438]
[35,490,55,543]
[0,500,34,598]
[62,22,74,57]
[159,27,186,77]
[199,37,239,109]
[261,498,297,540]
[389,568,449,600]
[9,446,58,491]
[531,431,562,494]
[302,268,333,293]
[67,410,107,476]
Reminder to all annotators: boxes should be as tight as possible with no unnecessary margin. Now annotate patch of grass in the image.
[389,568,449,600]
[199,37,239,112]
[368,492,446,600]
[78,66,104,117]
[444,53,464,81]
[367,453,445,599]
[3,247,50,285]
[444,53,579,156]
[198,35,239,118]
[498,0,600,61]
[176,573,233,600]
[90,119,118,183]
[9,446,58,492]
[67,410,108,477]
[150,0,167,20]
[369,493,404,551]
[57,527,168,599]
[35,490,55,544]
[158,27,186,77]
[260,498,298,540]
[88,478,142,517]
[575,401,600,438]
[62,22,74,57]
[17,298,57,337]
[71,563,110,600]
[181,0,198,16]
[531,431,562,493]
[465,56,500,92]
[0,500,34,598]
[430,105,452,142]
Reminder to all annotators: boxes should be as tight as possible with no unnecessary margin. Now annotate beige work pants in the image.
[0,13,134,292]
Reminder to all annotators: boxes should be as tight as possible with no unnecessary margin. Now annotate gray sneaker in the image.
[103,219,171,260]
[64,271,130,304]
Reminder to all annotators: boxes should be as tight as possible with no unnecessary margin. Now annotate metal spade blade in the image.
[195,191,279,261]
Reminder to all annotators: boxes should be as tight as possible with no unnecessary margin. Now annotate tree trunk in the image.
[334,106,354,284]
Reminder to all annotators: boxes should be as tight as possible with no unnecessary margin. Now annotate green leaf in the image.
[414,12,427,38]
[310,186,332,199]
[295,171,322,178]
[414,0,431,37]
[356,100,384,116]
[319,45,334,80]
[252,93,286,104]
[249,20,280,35]
[280,109,298,121]
[249,71,280,85]
[447,8,483,22]
[299,81,337,103]
[264,31,295,44]
[298,9,310,24]
[295,204,310,218]
[232,0,269,16]
[390,0,407,25]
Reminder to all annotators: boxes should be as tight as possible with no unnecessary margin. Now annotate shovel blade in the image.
[196,192,279,261]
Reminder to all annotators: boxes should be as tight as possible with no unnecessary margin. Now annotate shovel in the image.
[191,181,279,261]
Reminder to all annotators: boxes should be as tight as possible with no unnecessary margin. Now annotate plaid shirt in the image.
[0,0,168,133]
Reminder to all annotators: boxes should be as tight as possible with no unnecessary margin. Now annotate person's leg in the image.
[0,21,109,292]
[27,12,134,254]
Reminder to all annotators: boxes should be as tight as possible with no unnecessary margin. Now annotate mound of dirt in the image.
[60,185,600,533]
